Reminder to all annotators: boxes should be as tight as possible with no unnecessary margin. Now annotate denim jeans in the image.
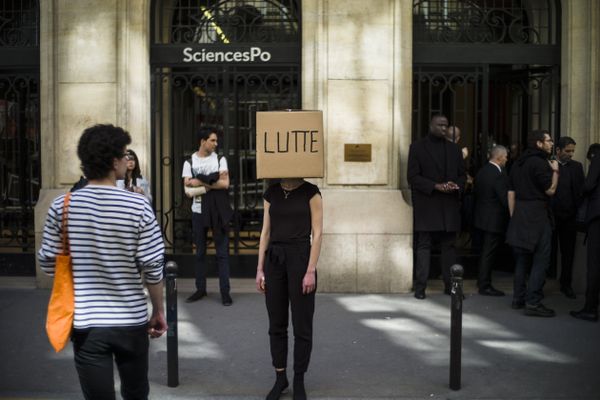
[513,220,552,305]
[192,212,230,295]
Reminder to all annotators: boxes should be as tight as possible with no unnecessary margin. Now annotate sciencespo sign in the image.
[183,46,272,63]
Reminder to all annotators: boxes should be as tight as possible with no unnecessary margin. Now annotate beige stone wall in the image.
[303,0,414,292]
[560,0,600,292]
[36,0,150,288]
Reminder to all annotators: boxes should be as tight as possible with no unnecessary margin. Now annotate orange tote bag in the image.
[46,192,74,352]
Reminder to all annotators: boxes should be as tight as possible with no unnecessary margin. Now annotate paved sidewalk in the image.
[0,278,598,399]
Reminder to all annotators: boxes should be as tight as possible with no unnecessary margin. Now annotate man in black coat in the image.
[408,114,466,299]
[473,145,509,296]
[571,144,600,322]
[506,130,559,317]
[551,137,585,299]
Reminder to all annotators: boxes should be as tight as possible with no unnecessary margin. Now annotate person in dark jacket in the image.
[506,130,559,317]
[473,145,509,296]
[551,137,585,299]
[407,114,466,299]
[182,127,233,306]
[570,143,600,322]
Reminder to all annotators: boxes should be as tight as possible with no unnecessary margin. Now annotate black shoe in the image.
[414,291,426,300]
[479,286,505,297]
[524,303,555,317]
[511,300,525,310]
[185,290,207,303]
[570,309,598,322]
[266,370,289,400]
[293,373,306,400]
[221,293,233,306]
[560,286,577,299]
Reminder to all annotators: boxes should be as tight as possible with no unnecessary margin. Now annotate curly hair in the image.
[77,124,131,180]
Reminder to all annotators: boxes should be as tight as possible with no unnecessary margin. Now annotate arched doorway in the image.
[0,0,40,275]
[151,0,301,275]
[412,0,561,275]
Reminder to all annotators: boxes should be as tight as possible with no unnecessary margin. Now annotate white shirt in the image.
[181,152,228,214]
[489,161,502,173]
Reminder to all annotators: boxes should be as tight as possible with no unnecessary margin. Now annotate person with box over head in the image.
[182,126,234,306]
[256,177,323,400]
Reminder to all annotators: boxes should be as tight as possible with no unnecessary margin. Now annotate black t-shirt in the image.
[263,181,321,243]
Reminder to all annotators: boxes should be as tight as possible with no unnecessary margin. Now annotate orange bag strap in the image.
[61,193,72,256]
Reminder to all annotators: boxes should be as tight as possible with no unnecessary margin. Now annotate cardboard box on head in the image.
[256,110,324,179]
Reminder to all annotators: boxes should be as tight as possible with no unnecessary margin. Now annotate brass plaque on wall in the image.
[344,144,372,162]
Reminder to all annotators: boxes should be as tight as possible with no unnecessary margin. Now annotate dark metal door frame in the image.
[0,0,40,275]
[150,1,301,276]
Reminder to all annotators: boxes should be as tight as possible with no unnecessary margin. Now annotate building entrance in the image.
[0,0,40,275]
[151,0,301,276]
[412,0,561,275]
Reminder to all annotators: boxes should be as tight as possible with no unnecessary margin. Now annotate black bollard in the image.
[165,261,179,388]
[449,264,464,391]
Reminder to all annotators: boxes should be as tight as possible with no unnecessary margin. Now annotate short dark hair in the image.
[527,130,549,149]
[77,124,131,180]
[430,113,447,122]
[557,136,576,150]
[587,143,600,161]
[196,126,219,144]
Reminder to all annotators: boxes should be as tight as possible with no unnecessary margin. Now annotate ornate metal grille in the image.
[0,0,39,47]
[155,0,299,44]
[413,0,558,45]
[0,1,39,274]
[151,1,301,272]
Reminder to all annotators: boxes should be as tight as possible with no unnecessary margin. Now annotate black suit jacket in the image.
[473,163,509,233]
[407,135,466,232]
[584,157,600,223]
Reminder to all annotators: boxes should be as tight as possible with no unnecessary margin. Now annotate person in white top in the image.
[182,127,233,306]
[116,149,152,201]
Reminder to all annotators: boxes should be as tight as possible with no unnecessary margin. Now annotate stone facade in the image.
[34,0,600,292]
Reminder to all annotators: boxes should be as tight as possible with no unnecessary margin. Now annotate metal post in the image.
[449,264,464,391]
[165,261,179,387]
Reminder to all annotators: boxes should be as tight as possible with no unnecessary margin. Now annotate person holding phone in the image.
[256,178,323,400]
[116,149,152,201]
[506,130,559,317]
[407,114,466,299]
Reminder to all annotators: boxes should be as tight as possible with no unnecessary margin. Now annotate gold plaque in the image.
[344,144,372,162]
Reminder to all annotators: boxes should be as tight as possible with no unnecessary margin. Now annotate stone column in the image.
[36,0,151,288]
[560,0,600,293]
[302,0,413,292]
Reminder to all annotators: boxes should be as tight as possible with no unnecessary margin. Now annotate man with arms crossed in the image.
[183,127,234,306]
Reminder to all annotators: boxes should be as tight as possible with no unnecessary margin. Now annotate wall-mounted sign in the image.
[344,144,372,162]
[151,44,300,66]
[256,110,324,179]
[183,46,271,63]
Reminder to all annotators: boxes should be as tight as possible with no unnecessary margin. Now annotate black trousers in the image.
[72,325,149,400]
[584,219,600,312]
[192,213,230,294]
[415,231,456,292]
[264,242,315,373]
[551,215,577,288]
[477,231,504,289]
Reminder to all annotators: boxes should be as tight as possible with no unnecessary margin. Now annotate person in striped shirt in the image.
[38,124,167,400]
